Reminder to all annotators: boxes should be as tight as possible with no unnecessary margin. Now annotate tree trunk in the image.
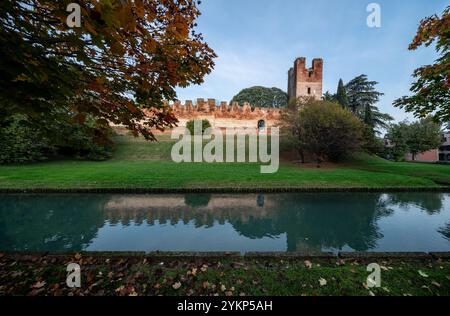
[298,149,305,164]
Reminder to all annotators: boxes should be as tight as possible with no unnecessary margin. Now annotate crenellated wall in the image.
[164,98,281,129]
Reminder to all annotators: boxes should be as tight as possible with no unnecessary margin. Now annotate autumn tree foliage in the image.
[0,0,216,143]
[394,6,450,123]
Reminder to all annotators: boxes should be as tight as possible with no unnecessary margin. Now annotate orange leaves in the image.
[144,39,157,53]
[166,59,178,86]
[84,21,98,36]
[135,2,146,19]
[110,41,125,55]
[126,102,140,114]
[3,0,215,142]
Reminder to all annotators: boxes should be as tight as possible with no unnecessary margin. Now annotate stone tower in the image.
[287,57,323,100]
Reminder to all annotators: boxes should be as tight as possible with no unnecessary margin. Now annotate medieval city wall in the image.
[165,98,281,130]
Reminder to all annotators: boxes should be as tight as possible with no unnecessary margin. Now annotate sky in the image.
[175,0,448,123]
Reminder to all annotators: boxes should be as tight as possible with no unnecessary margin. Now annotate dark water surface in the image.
[1,193,450,253]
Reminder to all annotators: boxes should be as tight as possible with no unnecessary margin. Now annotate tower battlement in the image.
[287,57,323,100]
[164,99,280,120]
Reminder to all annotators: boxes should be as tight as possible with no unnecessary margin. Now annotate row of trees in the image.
[323,74,393,154]
[253,6,449,165]
[282,68,444,164]
[327,76,393,130]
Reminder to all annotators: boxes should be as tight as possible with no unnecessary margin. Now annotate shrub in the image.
[186,119,211,135]
[51,117,114,161]
[298,100,364,162]
[0,115,52,163]
[0,113,113,164]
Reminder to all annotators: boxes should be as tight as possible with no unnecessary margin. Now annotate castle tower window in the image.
[307,87,311,95]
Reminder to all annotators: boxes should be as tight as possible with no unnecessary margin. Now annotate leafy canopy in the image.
[231,86,288,108]
[393,6,450,123]
[386,118,442,161]
[345,75,393,134]
[0,0,216,140]
[297,100,364,162]
[322,75,393,135]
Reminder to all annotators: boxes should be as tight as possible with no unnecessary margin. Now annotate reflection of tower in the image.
[257,195,265,207]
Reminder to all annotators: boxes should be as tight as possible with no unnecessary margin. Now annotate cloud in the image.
[176,47,287,102]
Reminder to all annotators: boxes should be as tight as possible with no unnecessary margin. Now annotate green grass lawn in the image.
[0,134,448,189]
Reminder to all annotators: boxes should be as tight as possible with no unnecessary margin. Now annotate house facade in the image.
[404,131,450,163]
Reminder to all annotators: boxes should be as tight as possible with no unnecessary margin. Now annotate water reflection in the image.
[439,222,450,241]
[0,192,449,253]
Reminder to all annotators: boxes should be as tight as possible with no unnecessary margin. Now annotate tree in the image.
[278,98,309,163]
[404,119,442,161]
[230,86,288,108]
[345,75,393,134]
[384,122,410,161]
[386,119,442,161]
[0,0,216,142]
[297,100,364,163]
[335,79,349,109]
[322,91,335,101]
[186,119,211,135]
[393,6,450,123]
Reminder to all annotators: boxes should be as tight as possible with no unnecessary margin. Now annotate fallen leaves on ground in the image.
[304,260,313,269]
[172,282,181,290]
[1,254,450,296]
[418,270,429,278]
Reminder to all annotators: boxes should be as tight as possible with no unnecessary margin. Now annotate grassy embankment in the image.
[1,253,449,296]
[0,134,449,189]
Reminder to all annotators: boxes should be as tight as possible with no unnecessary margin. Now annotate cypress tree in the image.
[336,79,349,109]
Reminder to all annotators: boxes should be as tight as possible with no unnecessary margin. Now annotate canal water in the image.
[1,192,449,253]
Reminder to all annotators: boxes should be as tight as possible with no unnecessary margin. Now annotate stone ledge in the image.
[80,251,146,257]
[145,251,241,258]
[244,252,336,259]
[1,187,449,193]
[429,252,450,259]
[2,251,448,260]
[338,252,432,259]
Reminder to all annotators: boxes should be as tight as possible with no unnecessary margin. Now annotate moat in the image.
[1,192,450,253]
